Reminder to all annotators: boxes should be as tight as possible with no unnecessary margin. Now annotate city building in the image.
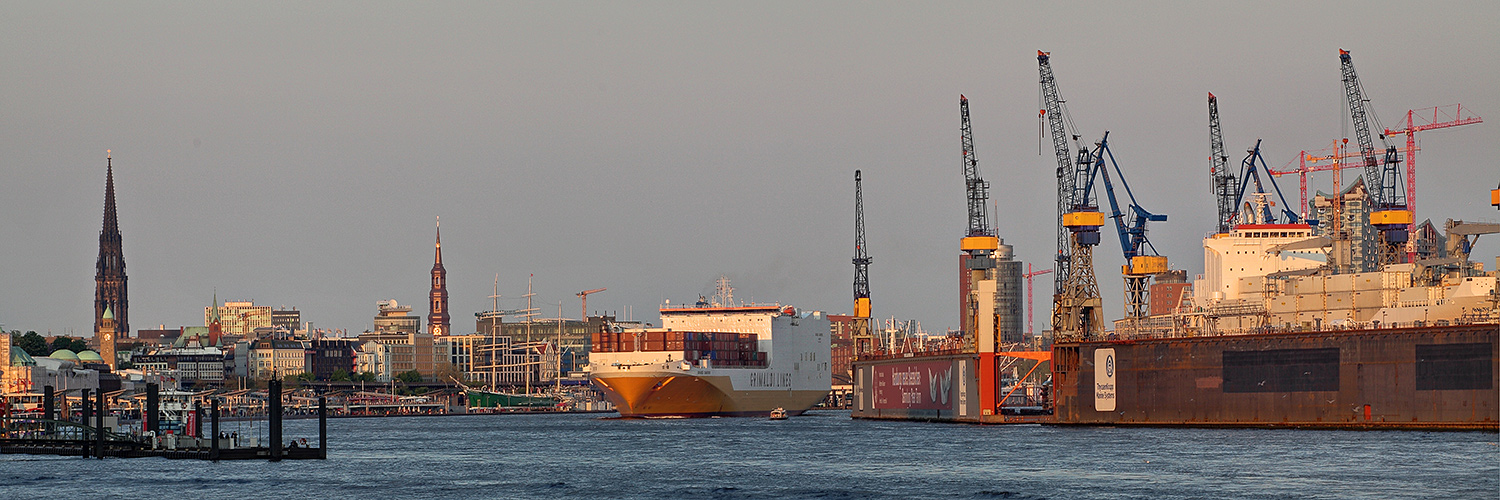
[95,155,129,343]
[132,346,226,387]
[248,339,307,379]
[827,314,854,385]
[1311,179,1379,273]
[428,220,451,336]
[356,331,436,381]
[958,240,1023,345]
[374,300,421,334]
[206,300,274,338]
[271,308,302,333]
[136,327,182,347]
[304,339,356,380]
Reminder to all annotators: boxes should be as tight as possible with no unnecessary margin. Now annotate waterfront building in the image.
[439,334,482,376]
[95,155,130,342]
[206,300,274,338]
[355,342,392,382]
[826,314,854,385]
[356,331,436,381]
[428,220,451,336]
[249,339,307,379]
[132,347,226,387]
[305,339,357,380]
[374,300,421,334]
[2,347,102,396]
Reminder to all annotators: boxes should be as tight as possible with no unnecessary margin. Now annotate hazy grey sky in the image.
[3,2,1497,337]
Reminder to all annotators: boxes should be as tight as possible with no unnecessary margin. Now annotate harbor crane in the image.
[576,288,605,321]
[957,95,1001,349]
[1039,50,1103,341]
[1207,93,1240,234]
[1340,49,1410,266]
[1209,93,1299,227]
[1087,132,1170,322]
[852,169,874,355]
[1231,140,1300,225]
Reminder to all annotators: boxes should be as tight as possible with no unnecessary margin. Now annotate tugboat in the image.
[768,407,788,420]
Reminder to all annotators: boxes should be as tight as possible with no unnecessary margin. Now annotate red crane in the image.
[1383,104,1483,254]
[1022,264,1053,339]
[1271,104,1481,242]
[576,288,605,320]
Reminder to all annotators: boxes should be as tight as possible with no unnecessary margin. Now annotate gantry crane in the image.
[1207,93,1239,234]
[1039,51,1103,341]
[852,170,874,355]
[576,288,605,320]
[1088,132,1169,322]
[1340,49,1410,266]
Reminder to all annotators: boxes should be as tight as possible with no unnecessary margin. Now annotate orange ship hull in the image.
[592,374,826,417]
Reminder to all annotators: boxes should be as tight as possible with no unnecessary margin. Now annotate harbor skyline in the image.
[3,3,1497,337]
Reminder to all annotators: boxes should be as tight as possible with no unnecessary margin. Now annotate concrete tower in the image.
[95,152,129,341]
[428,218,451,336]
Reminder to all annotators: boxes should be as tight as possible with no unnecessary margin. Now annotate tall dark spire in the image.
[428,217,450,336]
[95,151,129,339]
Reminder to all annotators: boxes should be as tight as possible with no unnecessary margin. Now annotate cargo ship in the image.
[588,281,831,417]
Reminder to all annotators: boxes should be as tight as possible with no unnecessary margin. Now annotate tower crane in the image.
[851,169,874,355]
[1039,51,1103,341]
[1340,49,1410,266]
[1207,93,1239,234]
[576,288,605,320]
[1021,264,1052,341]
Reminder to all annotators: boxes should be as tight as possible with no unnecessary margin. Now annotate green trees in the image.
[11,331,49,356]
[49,336,89,353]
[394,370,424,384]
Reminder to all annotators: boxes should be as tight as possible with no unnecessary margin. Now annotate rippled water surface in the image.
[3,411,1496,499]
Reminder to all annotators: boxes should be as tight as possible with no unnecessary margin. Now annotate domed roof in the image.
[10,348,36,367]
[77,350,104,362]
[49,349,79,361]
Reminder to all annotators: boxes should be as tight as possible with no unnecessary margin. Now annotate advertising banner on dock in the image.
[873,360,953,410]
[1094,348,1116,412]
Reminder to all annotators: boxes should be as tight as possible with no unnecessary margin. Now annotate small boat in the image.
[768,408,788,420]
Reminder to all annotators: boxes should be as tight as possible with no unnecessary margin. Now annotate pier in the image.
[1,379,326,461]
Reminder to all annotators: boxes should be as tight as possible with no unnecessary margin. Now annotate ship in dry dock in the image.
[852,49,1497,430]
[588,278,831,417]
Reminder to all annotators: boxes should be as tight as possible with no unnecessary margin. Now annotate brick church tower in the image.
[95,152,129,343]
[428,218,451,336]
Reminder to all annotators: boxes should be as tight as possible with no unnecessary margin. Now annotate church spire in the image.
[428,217,450,336]
[95,150,129,340]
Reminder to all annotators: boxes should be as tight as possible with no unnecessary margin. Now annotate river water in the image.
[3,411,1496,499]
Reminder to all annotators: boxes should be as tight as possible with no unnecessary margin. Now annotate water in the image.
[3,411,1496,499]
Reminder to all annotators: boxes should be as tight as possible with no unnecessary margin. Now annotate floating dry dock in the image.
[1,379,326,461]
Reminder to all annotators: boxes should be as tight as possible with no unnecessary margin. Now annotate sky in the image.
[2,2,1497,338]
